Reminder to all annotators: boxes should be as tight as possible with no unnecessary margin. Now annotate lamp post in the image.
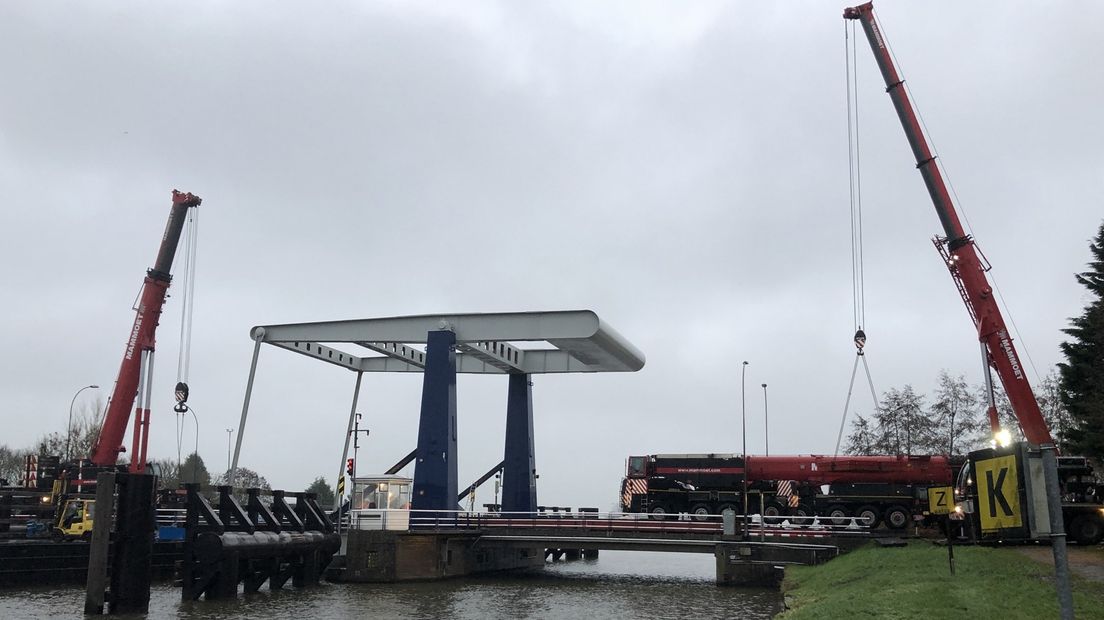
[741,361,749,537]
[762,383,769,456]
[225,428,234,476]
[66,385,99,461]
[183,404,199,483]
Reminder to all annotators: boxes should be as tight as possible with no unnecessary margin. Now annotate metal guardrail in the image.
[155,508,187,527]
[344,509,871,538]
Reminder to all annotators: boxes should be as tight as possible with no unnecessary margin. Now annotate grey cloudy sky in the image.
[2,1,1101,509]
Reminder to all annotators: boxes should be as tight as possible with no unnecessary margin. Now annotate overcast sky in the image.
[2,1,1101,509]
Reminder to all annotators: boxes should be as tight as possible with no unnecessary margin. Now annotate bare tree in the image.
[34,398,104,459]
[844,414,877,456]
[930,371,982,455]
[0,445,29,485]
[213,467,271,504]
[873,385,934,455]
[150,458,181,489]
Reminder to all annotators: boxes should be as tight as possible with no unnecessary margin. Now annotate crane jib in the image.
[842,3,1055,447]
[88,191,202,469]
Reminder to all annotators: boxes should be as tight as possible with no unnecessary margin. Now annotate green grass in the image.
[779,542,1104,619]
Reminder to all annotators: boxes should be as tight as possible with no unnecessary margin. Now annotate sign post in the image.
[927,485,954,574]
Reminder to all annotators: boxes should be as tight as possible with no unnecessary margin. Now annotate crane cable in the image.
[173,208,199,469]
[835,20,881,457]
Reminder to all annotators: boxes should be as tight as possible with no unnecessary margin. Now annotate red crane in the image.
[842,2,1053,447]
[88,190,202,472]
[841,13,1087,615]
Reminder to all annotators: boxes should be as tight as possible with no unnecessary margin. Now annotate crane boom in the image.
[843,3,1053,447]
[88,190,202,470]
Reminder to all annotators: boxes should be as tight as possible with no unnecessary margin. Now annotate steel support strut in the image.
[502,373,537,513]
[335,371,363,514]
[230,337,263,482]
[411,330,459,512]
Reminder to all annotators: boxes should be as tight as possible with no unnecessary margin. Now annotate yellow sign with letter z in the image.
[927,486,953,515]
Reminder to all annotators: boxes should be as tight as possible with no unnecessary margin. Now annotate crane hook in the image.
[174,381,190,413]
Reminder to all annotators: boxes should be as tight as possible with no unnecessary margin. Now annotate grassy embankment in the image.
[779,542,1104,619]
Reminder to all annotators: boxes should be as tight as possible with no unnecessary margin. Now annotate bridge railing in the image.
[345,509,871,536]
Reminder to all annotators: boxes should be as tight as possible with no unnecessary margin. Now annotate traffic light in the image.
[346,458,355,476]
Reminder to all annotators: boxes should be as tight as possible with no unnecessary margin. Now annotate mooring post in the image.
[85,472,156,614]
[411,329,458,514]
[108,473,157,614]
[84,471,117,615]
[502,373,537,514]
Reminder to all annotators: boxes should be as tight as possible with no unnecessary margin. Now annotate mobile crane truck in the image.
[621,453,958,529]
[51,190,201,541]
[842,2,1103,545]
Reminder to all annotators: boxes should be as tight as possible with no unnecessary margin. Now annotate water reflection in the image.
[0,551,781,619]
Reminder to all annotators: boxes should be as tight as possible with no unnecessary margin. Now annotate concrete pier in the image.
[713,541,838,587]
[336,530,544,582]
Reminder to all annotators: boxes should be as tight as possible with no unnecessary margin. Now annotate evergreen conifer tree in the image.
[1058,221,1104,459]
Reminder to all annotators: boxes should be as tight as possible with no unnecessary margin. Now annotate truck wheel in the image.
[1069,514,1104,545]
[792,504,814,526]
[762,502,783,524]
[51,529,64,543]
[856,505,881,528]
[648,505,669,521]
[690,504,712,522]
[826,505,849,527]
[884,505,910,530]
[81,531,93,542]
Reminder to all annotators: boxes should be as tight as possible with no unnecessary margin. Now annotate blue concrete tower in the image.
[411,330,458,512]
[501,373,537,513]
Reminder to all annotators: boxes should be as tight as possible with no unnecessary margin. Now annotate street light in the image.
[66,385,99,461]
[178,403,200,483]
[225,428,235,476]
[741,361,749,537]
[762,383,769,456]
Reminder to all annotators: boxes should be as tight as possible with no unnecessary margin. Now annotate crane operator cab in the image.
[350,475,412,531]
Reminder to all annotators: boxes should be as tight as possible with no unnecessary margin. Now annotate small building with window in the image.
[350,475,412,530]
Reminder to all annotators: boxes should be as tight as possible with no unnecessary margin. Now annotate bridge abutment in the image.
[336,530,544,582]
[713,541,839,587]
[714,544,784,587]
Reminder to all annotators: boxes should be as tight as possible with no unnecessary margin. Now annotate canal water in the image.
[0,551,783,619]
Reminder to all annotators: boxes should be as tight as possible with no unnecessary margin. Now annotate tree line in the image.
[844,370,1071,457]
[0,397,336,502]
